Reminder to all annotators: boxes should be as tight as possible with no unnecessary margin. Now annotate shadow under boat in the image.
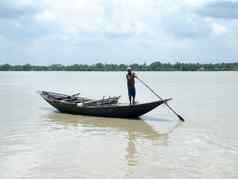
[45,111,170,142]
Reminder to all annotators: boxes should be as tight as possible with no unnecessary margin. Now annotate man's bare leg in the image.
[132,97,135,105]
[129,96,132,105]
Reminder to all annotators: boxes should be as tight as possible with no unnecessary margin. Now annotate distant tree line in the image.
[0,62,238,71]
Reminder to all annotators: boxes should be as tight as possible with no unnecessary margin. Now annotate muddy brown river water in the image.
[0,72,237,179]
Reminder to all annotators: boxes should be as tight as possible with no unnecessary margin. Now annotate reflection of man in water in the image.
[126,131,137,166]
[126,67,137,105]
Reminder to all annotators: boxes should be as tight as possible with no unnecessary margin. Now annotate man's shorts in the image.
[128,87,136,97]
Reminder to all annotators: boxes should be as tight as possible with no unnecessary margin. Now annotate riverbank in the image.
[1,62,238,71]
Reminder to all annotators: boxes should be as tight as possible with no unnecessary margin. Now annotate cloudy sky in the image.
[0,0,237,65]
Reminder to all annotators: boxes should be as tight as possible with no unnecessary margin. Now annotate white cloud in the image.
[36,0,104,34]
[211,21,227,35]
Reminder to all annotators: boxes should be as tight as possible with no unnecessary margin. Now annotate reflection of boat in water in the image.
[46,112,169,167]
[46,112,169,141]
[40,91,171,118]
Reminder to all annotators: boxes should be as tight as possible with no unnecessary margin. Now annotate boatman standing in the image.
[126,67,137,105]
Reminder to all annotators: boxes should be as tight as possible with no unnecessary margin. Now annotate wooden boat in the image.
[40,91,171,119]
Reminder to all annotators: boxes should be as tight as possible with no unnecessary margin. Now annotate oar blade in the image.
[177,114,185,122]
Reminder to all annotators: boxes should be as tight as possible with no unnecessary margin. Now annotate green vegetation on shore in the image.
[0,62,238,71]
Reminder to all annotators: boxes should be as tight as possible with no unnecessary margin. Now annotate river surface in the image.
[0,72,238,179]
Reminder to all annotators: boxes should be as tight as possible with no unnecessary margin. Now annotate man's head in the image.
[127,66,132,74]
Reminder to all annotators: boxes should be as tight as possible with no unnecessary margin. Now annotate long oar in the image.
[137,77,185,122]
